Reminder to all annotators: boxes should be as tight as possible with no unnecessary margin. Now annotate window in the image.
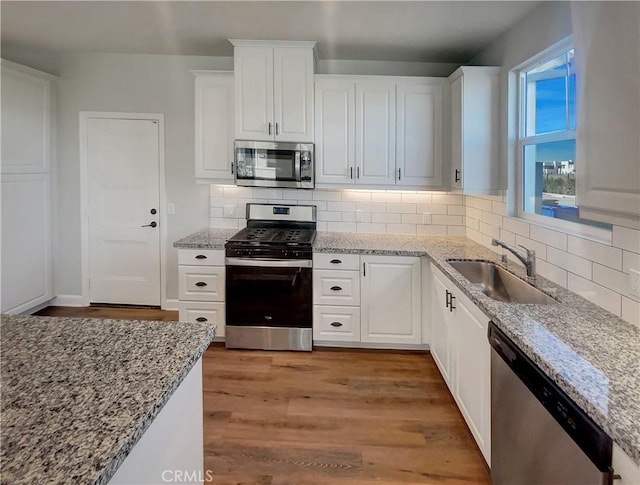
[517,44,610,232]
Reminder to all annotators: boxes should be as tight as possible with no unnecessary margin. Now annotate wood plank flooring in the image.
[32,306,491,484]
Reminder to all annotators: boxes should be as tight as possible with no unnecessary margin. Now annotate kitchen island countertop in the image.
[174,227,640,464]
[0,315,216,485]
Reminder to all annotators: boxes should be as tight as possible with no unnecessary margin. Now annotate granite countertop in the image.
[1,315,216,485]
[173,227,238,249]
[175,227,640,463]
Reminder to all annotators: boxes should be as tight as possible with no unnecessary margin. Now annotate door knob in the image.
[142,221,157,228]
[150,208,157,215]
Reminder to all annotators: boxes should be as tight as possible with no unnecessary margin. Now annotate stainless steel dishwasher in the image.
[488,322,614,485]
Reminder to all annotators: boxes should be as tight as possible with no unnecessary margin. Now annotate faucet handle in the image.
[518,244,535,257]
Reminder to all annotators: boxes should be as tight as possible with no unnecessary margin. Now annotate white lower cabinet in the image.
[430,263,491,466]
[178,249,225,339]
[313,253,421,348]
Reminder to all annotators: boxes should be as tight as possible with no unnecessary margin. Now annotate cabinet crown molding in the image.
[448,65,500,81]
[229,39,317,49]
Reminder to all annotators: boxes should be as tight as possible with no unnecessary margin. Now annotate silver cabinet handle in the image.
[268,122,272,135]
[275,122,279,135]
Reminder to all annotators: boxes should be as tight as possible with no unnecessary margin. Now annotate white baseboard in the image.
[51,294,87,307]
[163,299,179,311]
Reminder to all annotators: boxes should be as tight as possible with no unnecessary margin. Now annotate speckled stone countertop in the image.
[173,227,238,249]
[174,227,640,463]
[1,315,216,485]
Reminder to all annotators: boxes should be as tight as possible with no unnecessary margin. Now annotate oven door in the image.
[226,259,312,329]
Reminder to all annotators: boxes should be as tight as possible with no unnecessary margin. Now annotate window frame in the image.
[514,37,611,241]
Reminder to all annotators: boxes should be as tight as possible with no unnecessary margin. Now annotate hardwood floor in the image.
[33,306,491,484]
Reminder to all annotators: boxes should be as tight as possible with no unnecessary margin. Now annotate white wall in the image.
[466,1,640,326]
[55,53,233,300]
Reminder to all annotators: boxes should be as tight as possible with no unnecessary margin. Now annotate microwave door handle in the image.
[294,151,301,182]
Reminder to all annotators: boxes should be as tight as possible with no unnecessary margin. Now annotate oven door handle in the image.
[225,258,312,268]
[294,151,301,182]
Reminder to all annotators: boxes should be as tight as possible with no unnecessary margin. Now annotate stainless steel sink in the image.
[447,260,556,304]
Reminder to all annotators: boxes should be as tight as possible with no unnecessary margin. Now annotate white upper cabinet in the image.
[314,77,355,184]
[449,66,500,194]
[232,41,315,143]
[314,75,445,189]
[193,71,234,182]
[1,60,53,174]
[572,3,640,228]
[396,80,444,187]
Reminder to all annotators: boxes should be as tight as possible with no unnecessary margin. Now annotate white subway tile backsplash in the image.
[447,226,467,236]
[317,211,342,222]
[386,203,417,214]
[622,250,640,274]
[593,263,639,301]
[417,203,448,215]
[479,221,496,237]
[372,212,401,224]
[546,247,593,280]
[466,206,482,221]
[312,190,342,201]
[356,223,386,233]
[481,211,503,227]
[613,226,640,253]
[536,259,568,288]
[491,201,507,216]
[448,205,466,216]
[418,225,448,235]
[401,192,432,204]
[354,210,372,223]
[567,236,622,271]
[327,201,357,212]
[568,273,622,315]
[433,215,463,226]
[209,185,225,197]
[432,194,464,205]
[341,190,372,202]
[371,192,402,203]
[529,225,568,251]
[401,213,425,224]
[502,217,530,237]
[282,189,314,200]
[253,188,283,199]
[498,228,516,246]
[472,197,493,212]
[327,221,357,233]
[621,297,640,327]
[466,227,484,244]
[341,212,356,222]
[222,186,253,198]
[356,202,386,213]
[209,217,238,229]
[386,223,416,234]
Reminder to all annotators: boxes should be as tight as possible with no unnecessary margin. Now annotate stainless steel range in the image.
[225,203,316,351]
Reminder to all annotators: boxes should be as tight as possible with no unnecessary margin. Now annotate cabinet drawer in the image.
[313,270,360,306]
[178,266,225,301]
[178,249,225,266]
[178,301,225,337]
[313,305,361,342]
[313,253,360,271]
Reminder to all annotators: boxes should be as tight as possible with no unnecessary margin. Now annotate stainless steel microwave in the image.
[234,141,314,189]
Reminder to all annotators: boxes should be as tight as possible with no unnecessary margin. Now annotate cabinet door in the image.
[313,270,361,306]
[273,47,314,142]
[195,73,234,181]
[396,81,444,187]
[430,267,453,388]
[1,62,52,174]
[453,294,491,465]
[361,255,421,344]
[355,81,396,185]
[179,301,225,337]
[313,305,361,342]
[234,46,274,141]
[450,75,463,189]
[1,173,52,313]
[178,266,225,302]
[314,78,355,185]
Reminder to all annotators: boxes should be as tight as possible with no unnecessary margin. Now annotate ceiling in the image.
[1,1,539,64]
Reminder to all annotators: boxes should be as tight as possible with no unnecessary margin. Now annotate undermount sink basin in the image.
[447,260,556,305]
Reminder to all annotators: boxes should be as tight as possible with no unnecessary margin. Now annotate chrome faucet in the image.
[492,238,536,279]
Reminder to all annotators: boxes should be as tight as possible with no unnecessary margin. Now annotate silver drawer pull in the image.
[195,282,207,287]
[330,259,342,264]
[330,322,343,327]
[330,286,342,291]
[195,317,208,322]
[195,255,207,260]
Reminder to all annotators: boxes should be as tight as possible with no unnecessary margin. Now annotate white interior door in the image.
[87,117,161,305]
